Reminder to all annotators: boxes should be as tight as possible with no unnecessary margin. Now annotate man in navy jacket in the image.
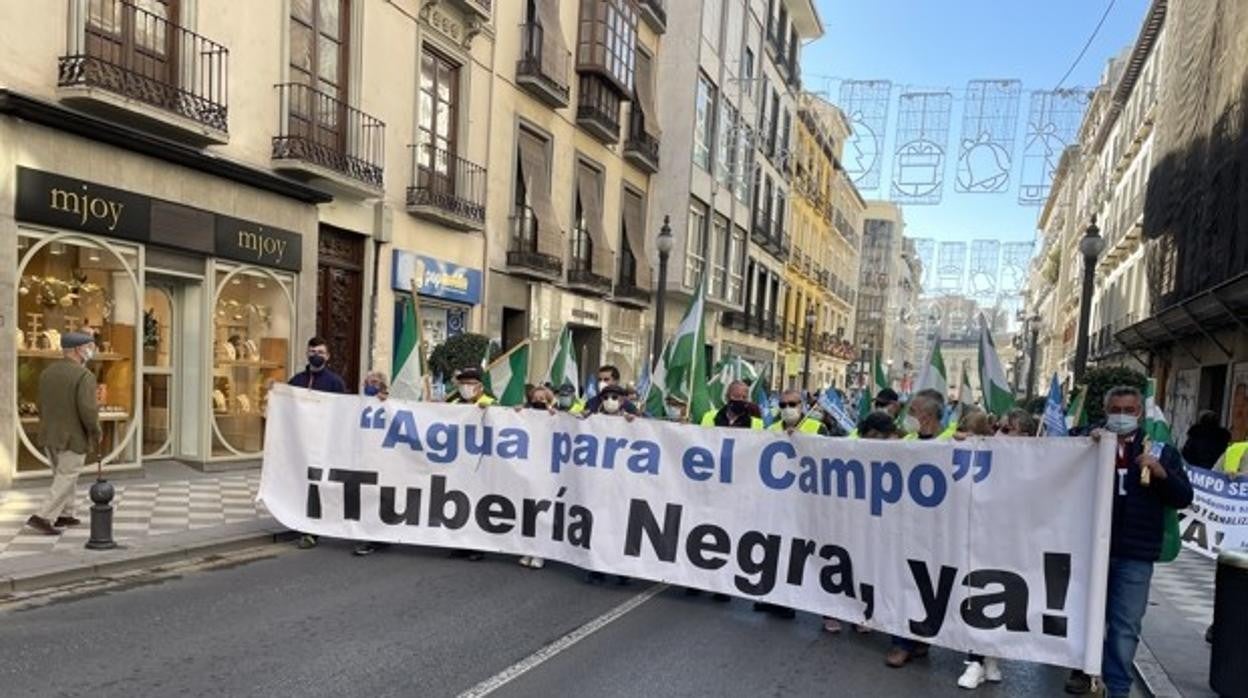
[1068,385,1193,698]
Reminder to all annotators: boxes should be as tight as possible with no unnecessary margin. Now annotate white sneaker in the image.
[518,556,531,567]
[957,661,986,689]
[529,556,545,569]
[982,657,1001,682]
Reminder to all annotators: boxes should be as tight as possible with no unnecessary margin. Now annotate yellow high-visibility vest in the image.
[1221,441,1247,475]
[701,410,763,429]
[769,418,823,434]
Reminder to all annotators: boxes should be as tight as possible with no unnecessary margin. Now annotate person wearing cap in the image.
[576,365,636,416]
[663,394,690,422]
[586,383,636,420]
[447,366,494,562]
[27,331,102,535]
[874,388,902,417]
[554,382,579,412]
[446,367,495,408]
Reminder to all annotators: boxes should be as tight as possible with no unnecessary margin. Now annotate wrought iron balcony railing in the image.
[516,21,570,108]
[507,208,563,280]
[576,74,621,144]
[567,268,612,296]
[613,281,651,307]
[406,143,486,230]
[272,82,385,189]
[623,111,660,173]
[58,0,229,133]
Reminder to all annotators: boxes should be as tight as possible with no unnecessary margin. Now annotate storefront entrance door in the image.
[316,226,364,390]
[142,273,205,461]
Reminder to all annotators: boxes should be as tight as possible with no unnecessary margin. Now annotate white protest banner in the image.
[259,386,1115,672]
[1179,465,1248,557]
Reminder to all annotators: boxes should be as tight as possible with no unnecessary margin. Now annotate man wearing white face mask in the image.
[446,367,495,408]
[769,389,826,435]
[446,367,495,562]
[1063,385,1192,698]
[587,383,636,420]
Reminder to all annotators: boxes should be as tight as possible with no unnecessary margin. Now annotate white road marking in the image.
[456,583,669,698]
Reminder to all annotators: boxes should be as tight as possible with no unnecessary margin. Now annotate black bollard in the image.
[84,478,117,550]
[1210,549,1248,697]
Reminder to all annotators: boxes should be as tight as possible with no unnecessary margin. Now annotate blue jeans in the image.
[1102,557,1153,696]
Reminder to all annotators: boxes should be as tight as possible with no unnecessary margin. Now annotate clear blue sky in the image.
[803,0,1150,245]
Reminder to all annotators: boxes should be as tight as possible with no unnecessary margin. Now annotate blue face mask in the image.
[308,354,327,370]
[363,384,381,397]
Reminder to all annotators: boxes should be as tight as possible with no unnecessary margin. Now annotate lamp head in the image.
[1080,216,1105,259]
[656,215,674,255]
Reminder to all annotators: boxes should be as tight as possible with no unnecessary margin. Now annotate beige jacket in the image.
[37,358,102,454]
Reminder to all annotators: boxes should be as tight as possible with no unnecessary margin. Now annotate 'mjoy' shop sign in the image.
[15,167,302,272]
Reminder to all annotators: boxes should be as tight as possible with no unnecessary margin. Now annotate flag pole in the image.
[485,339,531,372]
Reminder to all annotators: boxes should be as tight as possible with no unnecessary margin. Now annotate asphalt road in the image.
[0,541,1092,698]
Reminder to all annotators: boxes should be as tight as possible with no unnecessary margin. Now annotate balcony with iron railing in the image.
[272,83,385,194]
[406,143,486,231]
[623,109,659,174]
[637,0,666,33]
[58,0,229,142]
[722,310,749,332]
[516,21,570,108]
[576,74,622,144]
[613,279,651,308]
[507,207,563,281]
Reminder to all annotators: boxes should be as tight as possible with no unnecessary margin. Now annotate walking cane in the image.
[85,452,117,550]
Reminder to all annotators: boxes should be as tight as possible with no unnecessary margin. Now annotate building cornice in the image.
[0,89,332,205]
[1090,0,1167,153]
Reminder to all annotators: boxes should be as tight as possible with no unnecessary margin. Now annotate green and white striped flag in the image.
[1143,378,1172,444]
[391,295,426,401]
[484,341,530,407]
[958,363,974,406]
[915,338,948,397]
[977,315,1015,416]
[708,355,758,409]
[546,324,579,392]
[953,361,974,421]
[644,274,711,420]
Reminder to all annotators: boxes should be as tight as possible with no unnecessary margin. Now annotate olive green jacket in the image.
[37,358,102,455]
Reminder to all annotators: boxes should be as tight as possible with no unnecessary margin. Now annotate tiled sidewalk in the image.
[0,462,266,561]
[1137,548,1219,698]
[1150,548,1216,626]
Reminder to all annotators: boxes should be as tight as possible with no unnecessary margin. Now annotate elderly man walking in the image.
[26,331,102,535]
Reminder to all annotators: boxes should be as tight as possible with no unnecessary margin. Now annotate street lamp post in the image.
[1072,216,1105,384]
[1011,333,1024,394]
[651,216,673,368]
[1025,314,1041,401]
[802,305,816,391]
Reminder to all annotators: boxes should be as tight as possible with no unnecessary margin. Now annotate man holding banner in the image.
[1064,386,1193,698]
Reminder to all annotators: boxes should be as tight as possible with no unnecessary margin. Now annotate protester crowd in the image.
[25,332,1232,698]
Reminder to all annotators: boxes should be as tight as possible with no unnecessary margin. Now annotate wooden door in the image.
[316,226,364,390]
